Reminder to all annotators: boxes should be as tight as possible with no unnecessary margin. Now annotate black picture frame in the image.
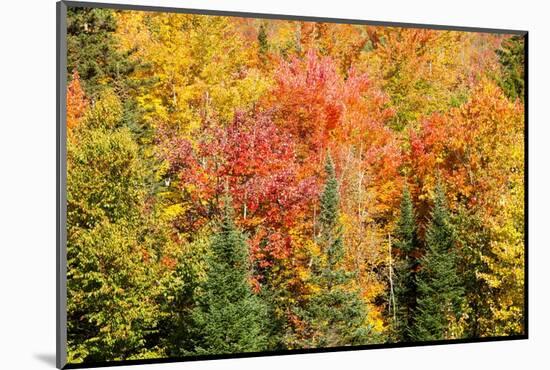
[56,1,529,368]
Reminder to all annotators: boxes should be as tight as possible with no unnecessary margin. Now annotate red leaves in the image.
[197,111,316,228]
[267,50,400,195]
[161,110,318,268]
[268,50,346,154]
[250,229,292,269]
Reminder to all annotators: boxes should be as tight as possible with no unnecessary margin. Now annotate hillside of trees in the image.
[65,7,525,364]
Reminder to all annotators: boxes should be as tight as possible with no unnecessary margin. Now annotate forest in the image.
[65,7,525,364]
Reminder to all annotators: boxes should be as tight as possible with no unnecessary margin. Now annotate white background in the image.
[0,0,547,368]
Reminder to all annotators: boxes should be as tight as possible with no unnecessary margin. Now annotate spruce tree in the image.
[257,22,269,65]
[67,8,139,100]
[319,154,344,269]
[496,35,525,103]
[67,8,154,144]
[411,182,464,341]
[189,197,269,355]
[296,154,370,348]
[393,186,419,342]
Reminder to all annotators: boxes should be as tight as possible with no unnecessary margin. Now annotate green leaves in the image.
[67,220,163,362]
[82,89,124,130]
[496,36,525,102]
[68,126,143,229]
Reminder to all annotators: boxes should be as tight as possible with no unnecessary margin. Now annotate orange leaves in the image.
[66,70,88,132]
[298,22,369,74]
[359,28,488,130]
[409,78,523,218]
[268,50,396,166]
[268,50,344,154]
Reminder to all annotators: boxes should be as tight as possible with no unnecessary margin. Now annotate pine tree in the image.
[296,154,370,348]
[319,154,344,269]
[496,35,525,103]
[66,8,148,100]
[189,196,269,355]
[258,22,269,65]
[393,186,419,342]
[67,8,156,143]
[411,182,464,341]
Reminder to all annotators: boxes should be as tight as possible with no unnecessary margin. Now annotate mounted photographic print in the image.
[56,1,527,368]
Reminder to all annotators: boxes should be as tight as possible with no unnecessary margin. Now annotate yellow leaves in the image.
[204,68,272,124]
[83,89,123,130]
[296,265,310,283]
[115,11,150,54]
[447,304,469,339]
[367,307,385,333]
[475,176,524,335]
[116,11,270,135]
[162,204,186,222]
[477,270,501,289]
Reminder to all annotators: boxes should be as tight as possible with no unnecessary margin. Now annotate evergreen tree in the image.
[496,35,525,103]
[67,8,135,99]
[258,22,269,65]
[296,154,370,348]
[158,231,210,357]
[67,7,154,144]
[189,197,269,355]
[319,154,344,269]
[411,182,464,341]
[393,186,419,342]
[453,206,492,338]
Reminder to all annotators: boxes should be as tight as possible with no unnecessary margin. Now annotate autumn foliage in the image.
[65,7,525,364]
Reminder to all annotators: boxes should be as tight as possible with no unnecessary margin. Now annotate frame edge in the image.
[62,0,527,35]
[55,2,529,368]
[57,1,68,369]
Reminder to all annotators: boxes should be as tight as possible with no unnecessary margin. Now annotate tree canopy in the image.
[65,7,525,364]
